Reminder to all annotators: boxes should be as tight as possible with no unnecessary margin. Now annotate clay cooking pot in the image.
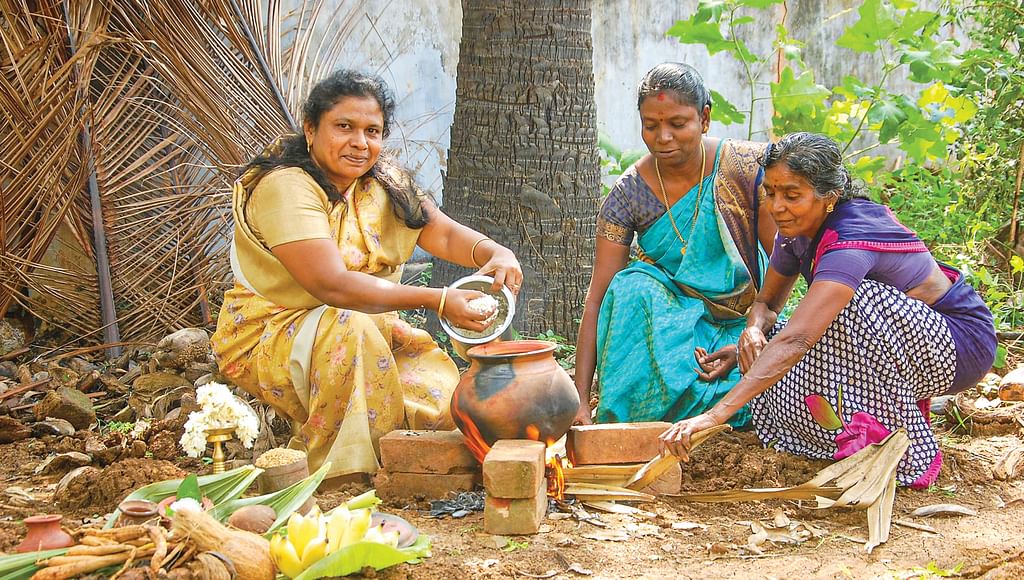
[450,340,579,461]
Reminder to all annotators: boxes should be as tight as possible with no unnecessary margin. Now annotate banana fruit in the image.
[269,506,401,578]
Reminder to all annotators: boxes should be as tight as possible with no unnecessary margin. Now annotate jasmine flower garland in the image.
[180,382,260,458]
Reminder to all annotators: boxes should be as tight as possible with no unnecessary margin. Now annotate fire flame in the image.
[450,390,491,463]
[546,452,568,500]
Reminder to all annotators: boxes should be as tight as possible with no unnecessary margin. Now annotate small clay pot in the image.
[116,499,159,527]
[258,457,315,514]
[257,457,309,495]
[16,514,74,553]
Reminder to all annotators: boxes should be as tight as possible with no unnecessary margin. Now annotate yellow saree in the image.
[212,166,458,478]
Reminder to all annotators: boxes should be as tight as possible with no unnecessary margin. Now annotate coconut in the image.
[172,506,275,580]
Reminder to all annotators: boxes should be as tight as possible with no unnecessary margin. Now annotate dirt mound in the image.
[57,458,185,511]
[680,431,830,492]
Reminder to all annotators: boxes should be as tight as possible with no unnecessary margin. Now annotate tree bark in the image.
[434,0,601,338]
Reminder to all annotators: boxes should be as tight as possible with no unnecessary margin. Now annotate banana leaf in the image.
[0,548,69,580]
[104,465,262,528]
[209,462,331,535]
[293,534,432,580]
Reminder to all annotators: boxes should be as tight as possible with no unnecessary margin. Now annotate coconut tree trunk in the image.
[434,0,601,338]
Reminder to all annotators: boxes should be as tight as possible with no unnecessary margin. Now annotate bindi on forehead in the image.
[657,92,666,101]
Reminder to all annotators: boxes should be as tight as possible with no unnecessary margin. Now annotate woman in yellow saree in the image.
[212,70,522,482]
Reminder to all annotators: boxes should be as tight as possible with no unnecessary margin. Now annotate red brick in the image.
[566,422,672,465]
[379,430,478,474]
[639,461,681,496]
[484,481,547,535]
[483,440,546,499]
[373,470,479,502]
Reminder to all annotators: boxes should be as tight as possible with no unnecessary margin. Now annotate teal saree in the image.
[595,140,768,427]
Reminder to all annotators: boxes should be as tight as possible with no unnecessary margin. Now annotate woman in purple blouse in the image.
[660,132,996,488]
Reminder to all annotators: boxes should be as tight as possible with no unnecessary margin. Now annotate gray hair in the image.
[759,132,869,201]
[637,62,712,112]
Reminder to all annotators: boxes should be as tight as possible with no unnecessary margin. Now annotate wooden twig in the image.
[0,378,51,401]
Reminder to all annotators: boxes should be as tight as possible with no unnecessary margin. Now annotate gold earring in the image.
[826,202,835,213]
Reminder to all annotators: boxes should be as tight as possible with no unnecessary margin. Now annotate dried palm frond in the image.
[2,0,369,347]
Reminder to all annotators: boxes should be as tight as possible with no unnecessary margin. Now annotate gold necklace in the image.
[654,139,706,256]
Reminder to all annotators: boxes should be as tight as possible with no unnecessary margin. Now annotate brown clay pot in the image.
[16,514,74,553]
[116,499,159,527]
[450,340,579,461]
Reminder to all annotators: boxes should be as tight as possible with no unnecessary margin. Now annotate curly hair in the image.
[242,69,429,228]
[637,62,712,112]
[759,132,869,202]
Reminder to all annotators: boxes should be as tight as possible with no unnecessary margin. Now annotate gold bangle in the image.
[437,286,449,318]
[470,237,492,268]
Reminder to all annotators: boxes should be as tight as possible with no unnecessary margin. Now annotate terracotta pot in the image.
[116,499,159,527]
[450,340,579,461]
[16,514,74,553]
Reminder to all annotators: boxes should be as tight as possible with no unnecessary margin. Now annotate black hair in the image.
[242,69,429,228]
[759,132,869,201]
[637,62,712,112]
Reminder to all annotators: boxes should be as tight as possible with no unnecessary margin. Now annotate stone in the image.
[483,440,545,499]
[35,452,92,475]
[0,320,25,356]
[153,328,210,369]
[484,480,547,535]
[0,362,17,378]
[373,470,479,502]
[0,415,32,443]
[566,422,672,465]
[639,461,682,496]
[379,430,478,474]
[32,418,76,437]
[66,357,99,376]
[33,387,96,430]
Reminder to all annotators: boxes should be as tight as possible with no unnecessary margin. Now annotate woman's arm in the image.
[271,238,490,331]
[661,279,855,459]
[416,203,523,292]
[738,266,799,373]
[573,237,631,425]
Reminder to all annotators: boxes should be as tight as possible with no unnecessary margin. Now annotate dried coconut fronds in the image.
[667,429,911,553]
[625,424,732,490]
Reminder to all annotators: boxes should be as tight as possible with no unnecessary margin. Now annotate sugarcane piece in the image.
[65,544,133,556]
[32,548,155,580]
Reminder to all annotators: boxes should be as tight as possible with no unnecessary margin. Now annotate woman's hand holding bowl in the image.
[475,246,523,296]
[444,289,496,332]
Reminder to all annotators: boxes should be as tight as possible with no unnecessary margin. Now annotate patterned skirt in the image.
[749,280,956,487]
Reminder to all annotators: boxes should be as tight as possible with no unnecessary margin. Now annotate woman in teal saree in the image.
[573,63,776,427]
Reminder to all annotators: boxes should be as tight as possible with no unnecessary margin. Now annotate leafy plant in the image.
[513,329,577,370]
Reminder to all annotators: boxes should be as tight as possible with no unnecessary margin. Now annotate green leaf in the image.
[848,155,887,184]
[177,473,201,502]
[1010,255,1024,274]
[293,535,432,580]
[210,462,332,535]
[900,39,963,83]
[867,97,910,143]
[895,9,940,40]
[0,548,70,579]
[105,465,262,528]
[771,68,830,133]
[836,0,899,52]
[710,89,746,126]
[994,344,1007,369]
[666,20,733,54]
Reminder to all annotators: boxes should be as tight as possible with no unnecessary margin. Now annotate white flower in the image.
[179,382,260,457]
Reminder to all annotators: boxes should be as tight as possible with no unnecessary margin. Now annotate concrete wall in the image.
[316,0,954,199]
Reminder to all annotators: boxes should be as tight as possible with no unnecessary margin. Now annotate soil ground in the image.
[2,428,1023,579]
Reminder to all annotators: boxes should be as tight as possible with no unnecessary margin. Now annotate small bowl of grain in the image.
[254,448,309,495]
[439,275,516,348]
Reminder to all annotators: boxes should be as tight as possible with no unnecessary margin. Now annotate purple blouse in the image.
[769,199,996,394]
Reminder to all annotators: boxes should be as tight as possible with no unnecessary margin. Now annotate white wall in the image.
[319,0,955,200]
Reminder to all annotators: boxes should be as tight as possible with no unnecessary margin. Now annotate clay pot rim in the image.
[466,339,557,360]
[23,514,62,524]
